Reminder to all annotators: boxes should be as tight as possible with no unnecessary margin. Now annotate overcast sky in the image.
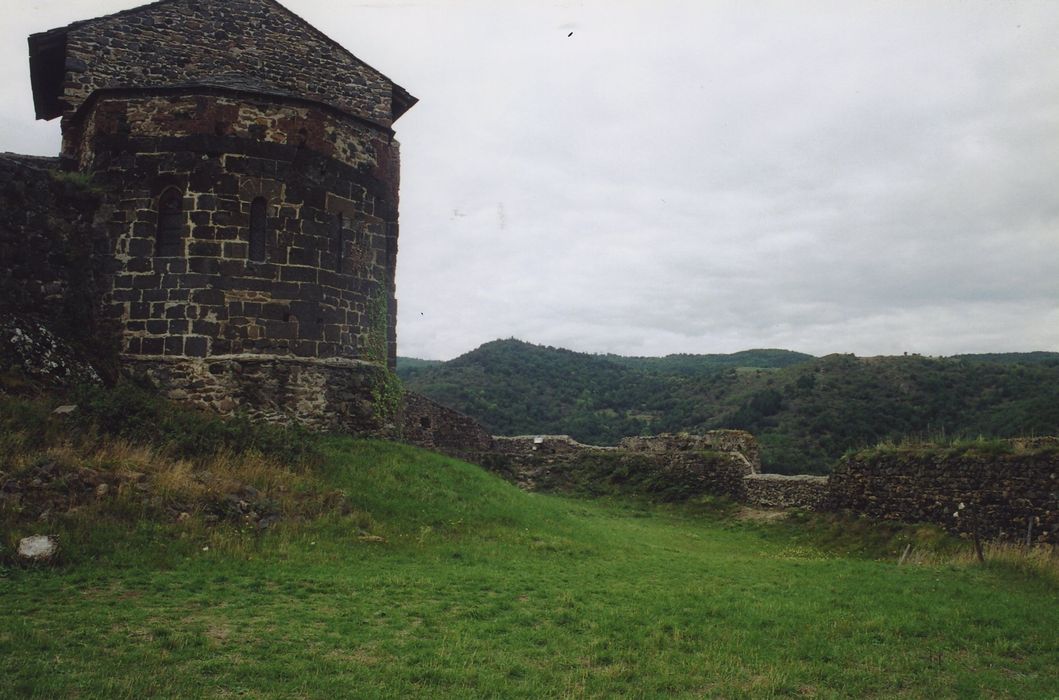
[3,0,1058,359]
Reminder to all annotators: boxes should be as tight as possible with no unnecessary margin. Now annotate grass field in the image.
[2,434,1058,699]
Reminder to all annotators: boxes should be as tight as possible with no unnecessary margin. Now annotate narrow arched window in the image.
[334,212,345,273]
[249,197,267,262]
[156,187,185,256]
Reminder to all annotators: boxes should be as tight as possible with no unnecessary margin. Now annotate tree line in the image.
[398,339,1059,474]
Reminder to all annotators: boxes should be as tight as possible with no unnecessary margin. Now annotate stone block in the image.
[191,288,225,306]
[281,266,318,283]
[164,336,184,355]
[184,336,208,357]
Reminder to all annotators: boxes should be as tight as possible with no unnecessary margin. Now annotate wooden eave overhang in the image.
[27,0,417,123]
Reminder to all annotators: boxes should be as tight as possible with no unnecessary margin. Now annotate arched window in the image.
[249,197,267,262]
[156,188,185,256]
[334,212,345,273]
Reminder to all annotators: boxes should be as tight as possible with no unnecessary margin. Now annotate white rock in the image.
[52,405,78,415]
[17,535,58,562]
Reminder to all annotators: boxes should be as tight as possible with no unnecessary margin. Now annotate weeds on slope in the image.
[0,384,348,566]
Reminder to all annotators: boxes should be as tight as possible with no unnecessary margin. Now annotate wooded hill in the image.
[398,339,1059,474]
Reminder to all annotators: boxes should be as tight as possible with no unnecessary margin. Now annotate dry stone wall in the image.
[827,445,1059,543]
[743,473,828,510]
[474,433,756,499]
[618,432,761,473]
[398,392,495,461]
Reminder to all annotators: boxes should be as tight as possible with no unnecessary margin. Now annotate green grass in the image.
[850,434,1019,458]
[48,169,103,193]
[2,436,1058,698]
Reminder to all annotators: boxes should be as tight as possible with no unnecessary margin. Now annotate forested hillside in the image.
[398,340,1059,474]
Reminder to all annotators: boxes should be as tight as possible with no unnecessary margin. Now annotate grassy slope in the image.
[2,433,1058,698]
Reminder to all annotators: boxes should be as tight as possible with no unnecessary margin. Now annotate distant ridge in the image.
[399,339,1059,474]
[399,341,815,374]
[951,351,1059,365]
[605,348,815,374]
[396,357,443,371]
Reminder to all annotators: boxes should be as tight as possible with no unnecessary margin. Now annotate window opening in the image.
[156,187,185,256]
[249,197,267,262]
[335,213,345,273]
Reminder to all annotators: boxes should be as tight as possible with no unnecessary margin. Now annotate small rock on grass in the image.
[17,534,58,562]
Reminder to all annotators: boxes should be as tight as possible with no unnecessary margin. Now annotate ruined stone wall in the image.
[0,154,119,376]
[827,446,1059,543]
[477,434,755,499]
[490,435,596,457]
[398,392,495,460]
[1,154,98,320]
[52,0,398,126]
[72,88,399,369]
[618,431,761,473]
[743,473,828,510]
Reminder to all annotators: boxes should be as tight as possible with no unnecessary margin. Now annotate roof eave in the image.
[28,28,69,120]
[391,84,418,123]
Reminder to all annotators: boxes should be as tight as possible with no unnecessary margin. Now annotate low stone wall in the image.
[618,431,761,473]
[827,445,1059,543]
[489,435,597,457]
[124,355,387,435]
[476,433,755,499]
[399,392,494,460]
[743,473,829,510]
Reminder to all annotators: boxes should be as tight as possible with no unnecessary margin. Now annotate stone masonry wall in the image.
[73,89,400,368]
[125,355,387,434]
[398,392,495,461]
[827,445,1059,543]
[618,431,761,473]
[743,473,829,510]
[46,0,399,127]
[0,153,120,376]
[476,433,755,499]
[7,0,411,433]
